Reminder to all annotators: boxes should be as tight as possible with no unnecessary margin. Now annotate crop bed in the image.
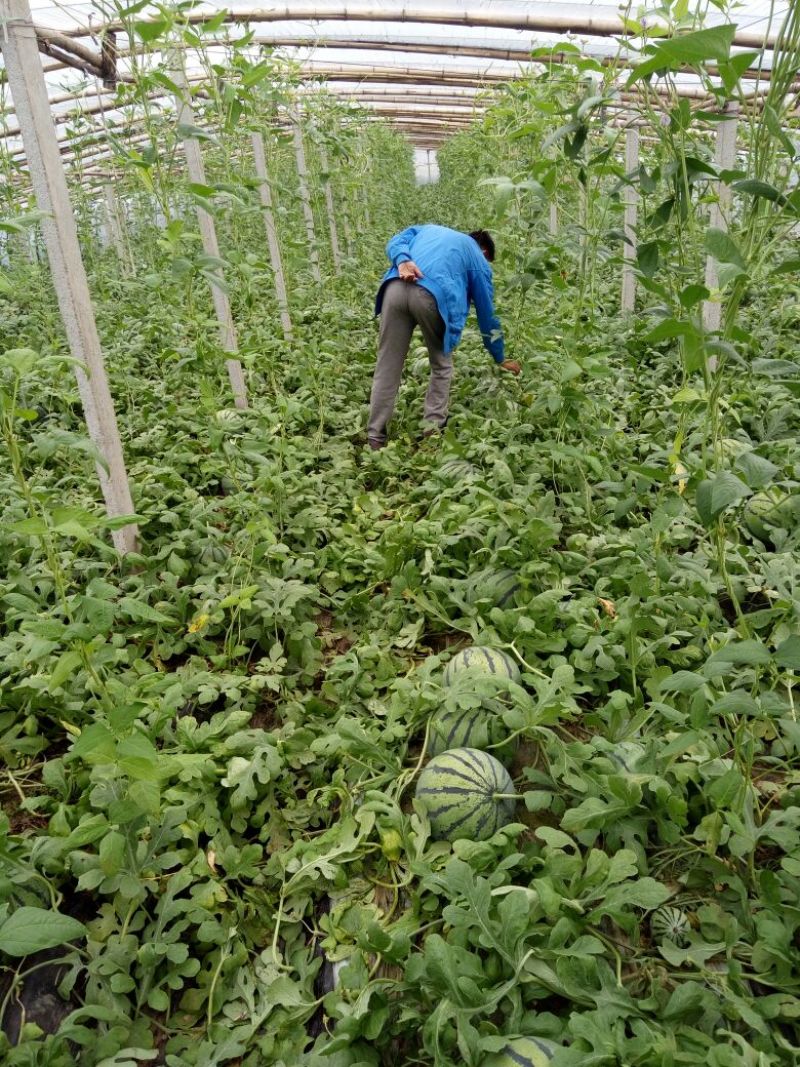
[2,153,800,1067]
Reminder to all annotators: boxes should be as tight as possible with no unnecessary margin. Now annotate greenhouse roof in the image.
[0,0,794,162]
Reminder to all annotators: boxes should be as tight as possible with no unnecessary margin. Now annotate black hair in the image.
[469,229,496,262]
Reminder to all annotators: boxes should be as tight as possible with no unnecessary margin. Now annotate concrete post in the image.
[319,144,341,269]
[1,0,137,554]
[251,131,293,340]
[173,71,248,408]
[703,103,740,345]
[291,116,321,282]
[621,124,639,314]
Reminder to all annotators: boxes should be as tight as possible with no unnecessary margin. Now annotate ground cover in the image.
[1,114,800,1067]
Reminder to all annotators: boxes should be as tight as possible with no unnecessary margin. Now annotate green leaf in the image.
[48,649,83,693]
[775,635,800,670]
[732,179,787,206]
[696,471,752,526]
[134,17,170,42]
[706,639,771,670]
[679,284,710,309]
[71,723,116,764]
[704,227,744,268]
[636,240,659,278]
[707,767,744,808]
[770,257,800,276]
[99,831,127,876]
[735,451,778,489]
[0,907,87,957]
[177,123,218,145]
[627,25,736,84]
[645,317,696,344]
[128,779,161,815]
[752,358,800,377]
[119,597,172,625]
[659,670,706,693]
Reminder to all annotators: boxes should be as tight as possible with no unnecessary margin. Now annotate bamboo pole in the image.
[621,124,639,313]
[63,5,785,52]
[251,131,293,341]
[291,114,322,282]
[0,0,138,555]
[703,102,740,352]
[173,70,248,409]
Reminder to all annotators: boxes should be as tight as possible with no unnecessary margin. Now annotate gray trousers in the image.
[368,280,453,444]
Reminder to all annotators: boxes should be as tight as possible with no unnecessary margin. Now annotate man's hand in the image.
[499,359,521,375]
[398,260,423,282]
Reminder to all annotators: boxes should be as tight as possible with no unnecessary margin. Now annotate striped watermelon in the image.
[483,1036,556,1067]
[415,747,516,841]
[428,706,494,757]
[443,646,520,687]
[465,567,522,608]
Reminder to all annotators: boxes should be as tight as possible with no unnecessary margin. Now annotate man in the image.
[367,224,521,450]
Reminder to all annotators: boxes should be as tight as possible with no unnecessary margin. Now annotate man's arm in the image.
[469,268,521,375]
[386,227,420,267]
[470,269,504,362]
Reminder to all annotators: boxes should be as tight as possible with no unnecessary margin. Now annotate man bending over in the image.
[367,224,521,450]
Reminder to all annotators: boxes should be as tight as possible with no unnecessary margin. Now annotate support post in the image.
[173,71,248,408]
[291,115,321,282]
[621,124,639,314]
[578,182,588,271]
[703,103,740,346]
[548,202,558,237]
[1,0,137,554]
[103,182,126,264]
[319,144,341,269]
[251,131,293,341]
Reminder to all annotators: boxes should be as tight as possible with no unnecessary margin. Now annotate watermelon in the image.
[415,747,516,841]
[483,1036,556,1067]
[465,567,522,609]
[428,706,495,757]
[443,646,520,687]
[744,489,800,544]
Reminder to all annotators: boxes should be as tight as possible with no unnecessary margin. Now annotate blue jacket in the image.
[375,224,505,363]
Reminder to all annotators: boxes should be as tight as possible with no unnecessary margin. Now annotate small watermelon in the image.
[443,646,520,687]
[650,904,690,947]
[483,1036,556,1067]
[744,489,800,544]
[428,706,494,757]
[415,747,516,841]
[465,567,522,609]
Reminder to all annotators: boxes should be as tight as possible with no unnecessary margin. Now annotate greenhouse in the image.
[1,0,800,1063]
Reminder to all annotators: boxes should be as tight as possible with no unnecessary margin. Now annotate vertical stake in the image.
[173,69,248,409]
[291,114,321,282]
[703,102,740,356]
[103,182,126,267]
[1,0,137,554]
[622,123,640,314]
[251,131,293,341]
[319,144,341,269]
[548,202,558,236]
